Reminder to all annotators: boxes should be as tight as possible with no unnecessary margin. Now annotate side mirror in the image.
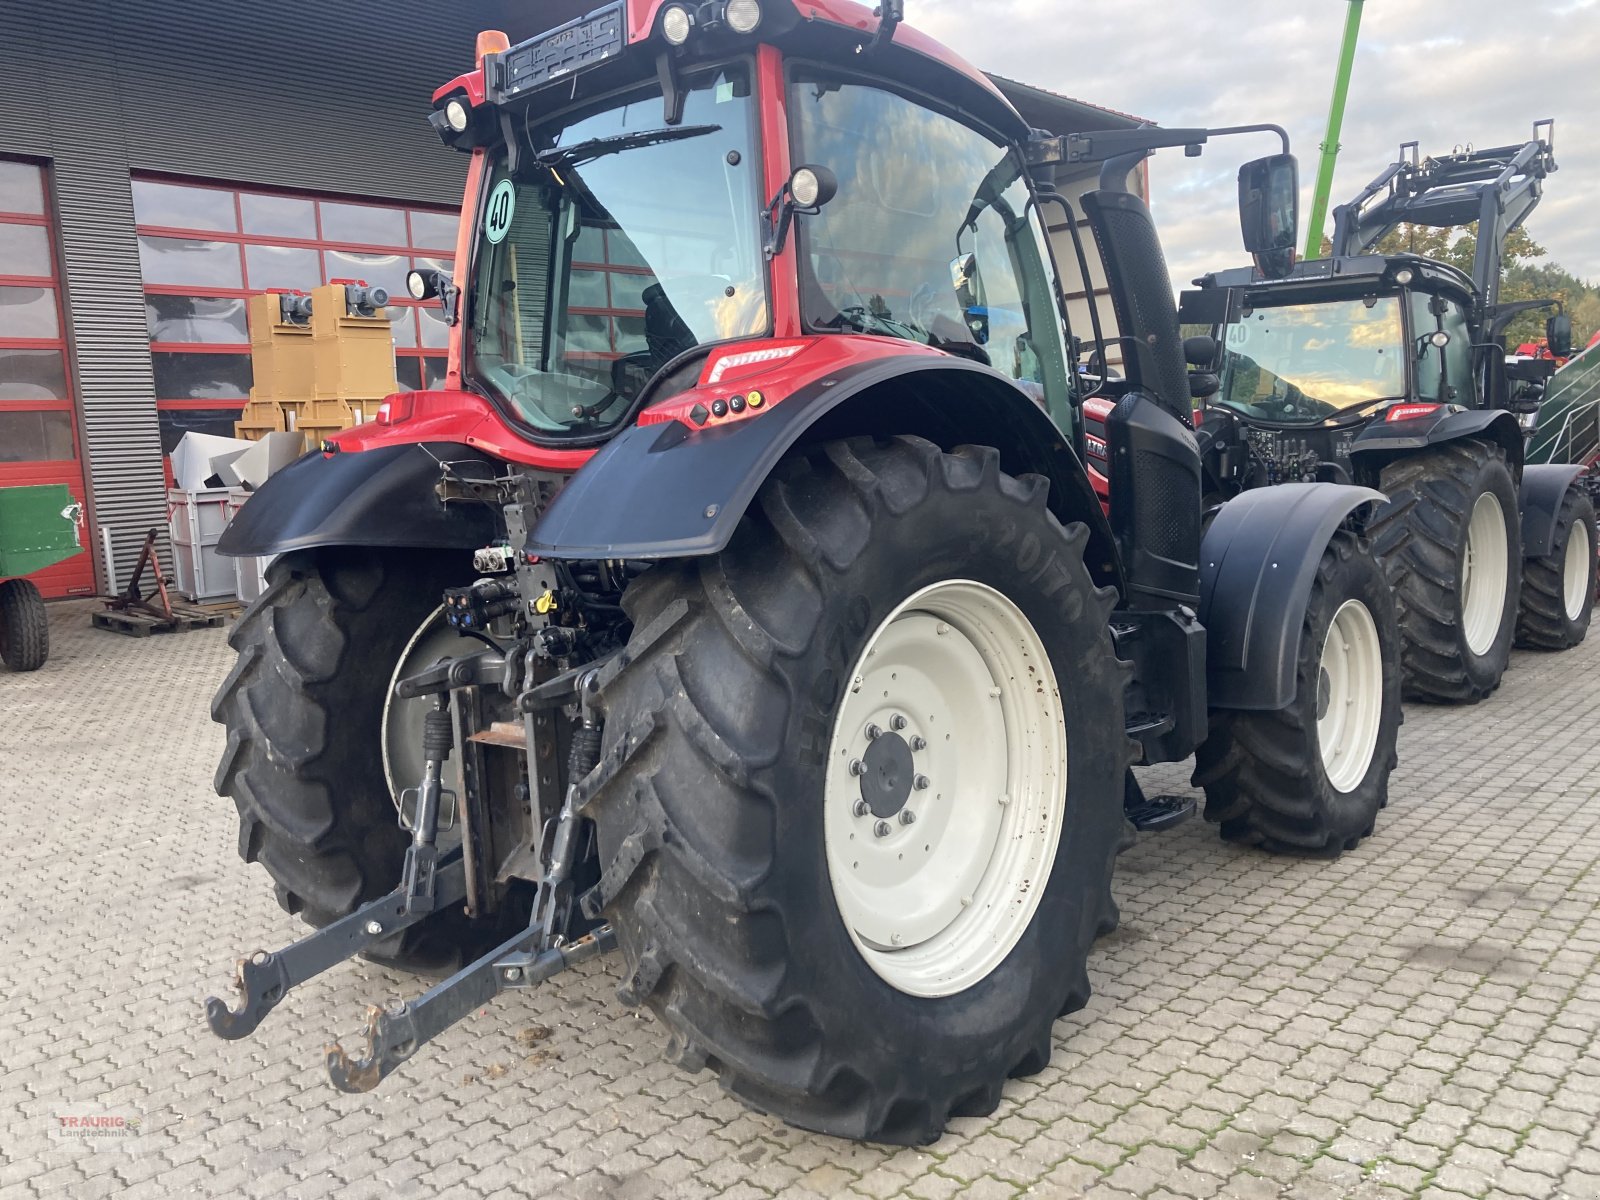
[1238,153,1299,279]
[1548,313,1573,358]
[949,252,979,310]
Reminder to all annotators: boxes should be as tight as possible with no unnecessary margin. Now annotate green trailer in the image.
[0,483,86,672]
[1526,341,1600,467]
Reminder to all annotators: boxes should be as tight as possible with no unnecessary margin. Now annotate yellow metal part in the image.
[237,283,400,449]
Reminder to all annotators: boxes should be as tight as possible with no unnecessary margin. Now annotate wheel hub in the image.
[859,729,915,818]
[822,579,1067,999]
[1317,598,1383,794]
[1461,490,1509,657]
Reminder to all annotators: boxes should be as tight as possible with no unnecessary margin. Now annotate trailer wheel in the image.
[1368,441,1521,703]
[212,547,515,974]
[583,436,1130,1144]
[1194,529,1401,855]
[0,577,49,672]
[1515,486,1595,650]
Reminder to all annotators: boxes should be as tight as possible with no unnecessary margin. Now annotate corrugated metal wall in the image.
[0,0,579,588]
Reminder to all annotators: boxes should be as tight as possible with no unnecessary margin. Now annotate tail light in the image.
[1386,403,1441,423]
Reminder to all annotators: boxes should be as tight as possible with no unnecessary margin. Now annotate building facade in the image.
[0,2,1140,596]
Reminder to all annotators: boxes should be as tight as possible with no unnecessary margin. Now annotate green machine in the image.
[1526,341,1600,467]
[0,483,85,672]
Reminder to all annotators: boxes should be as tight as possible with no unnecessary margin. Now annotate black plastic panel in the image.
[217,441,500,557]
[494,3,626,101]
[1519,464,1586,559]
[1199,482,1386,711]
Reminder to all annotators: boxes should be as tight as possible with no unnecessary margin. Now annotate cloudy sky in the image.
[914,0,1600,292]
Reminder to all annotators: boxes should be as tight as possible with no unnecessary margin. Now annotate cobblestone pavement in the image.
[3,600,1599,1200]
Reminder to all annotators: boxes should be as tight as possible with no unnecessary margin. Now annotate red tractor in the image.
[207,0,1403,1143]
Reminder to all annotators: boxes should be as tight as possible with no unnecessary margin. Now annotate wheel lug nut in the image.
[849,758,867,776]
[866,723,882,740]
[899,810,916,825]
[873,820,892,838]
[852,799,870,818]
[914,775,930,791]
[891,714,907,731]
[910,736,926,751]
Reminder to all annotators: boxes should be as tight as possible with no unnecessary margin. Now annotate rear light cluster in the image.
[1386,403,1441,423]
[706,344,804,384]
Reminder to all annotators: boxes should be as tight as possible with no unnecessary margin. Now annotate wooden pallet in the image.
[91,602,229,638]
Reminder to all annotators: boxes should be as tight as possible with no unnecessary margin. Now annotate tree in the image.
[1357,223,1596,349]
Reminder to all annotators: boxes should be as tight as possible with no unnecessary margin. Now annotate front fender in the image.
[217,441,500,557]
[527,356,1120,590]
[1520,463,1587,558]
[1199,482,1387,711]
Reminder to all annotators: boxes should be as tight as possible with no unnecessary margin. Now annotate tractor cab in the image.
[393,0,1082,456]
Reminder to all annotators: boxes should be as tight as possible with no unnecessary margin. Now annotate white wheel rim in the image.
[1460,491,1509,656]
[1563,517,1592,622]
[381,605,462,807]
[1316,599,1384,793]
[822,580,1066,999]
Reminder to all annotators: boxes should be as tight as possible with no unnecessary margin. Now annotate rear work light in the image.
[1386,403,1441,423]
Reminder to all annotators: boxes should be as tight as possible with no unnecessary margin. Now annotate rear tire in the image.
[1515,487,1595,650]
[582,436,1131,1144]
[1194,529,1401,855]
[211,547,516,974]
[1368,441,1520,703]
[0,578,48,672]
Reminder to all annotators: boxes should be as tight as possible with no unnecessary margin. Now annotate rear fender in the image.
[1348,407,1524,486]
[216,441,501,558]
[1199,482,1387,711]
[1520,463,1587,558]
[527,356,1124,592]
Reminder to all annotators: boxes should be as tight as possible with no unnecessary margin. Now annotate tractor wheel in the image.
[583,436,1130,1144]
[1194,529,1401,856]
[0,578,49,672]
[1515,486,1596,650]
[1368,441,1521,703]
[212,547,516,975]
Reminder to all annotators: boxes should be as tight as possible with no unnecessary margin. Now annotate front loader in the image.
[1169,124,1594,705]
[206,0,1402,1144]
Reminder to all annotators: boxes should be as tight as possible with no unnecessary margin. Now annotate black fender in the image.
[527,356,1124,591]
[216,441,500,557]
[1519,463,1587,558]
[1347,407,1524,485]
[1199,482,1387,711]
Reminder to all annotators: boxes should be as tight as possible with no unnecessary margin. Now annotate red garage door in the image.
[0,160,93,597]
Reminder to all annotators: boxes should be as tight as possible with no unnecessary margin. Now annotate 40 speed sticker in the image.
[484,179,516,244]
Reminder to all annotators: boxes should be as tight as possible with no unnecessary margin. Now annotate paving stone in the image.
[8,602,1600,1197]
